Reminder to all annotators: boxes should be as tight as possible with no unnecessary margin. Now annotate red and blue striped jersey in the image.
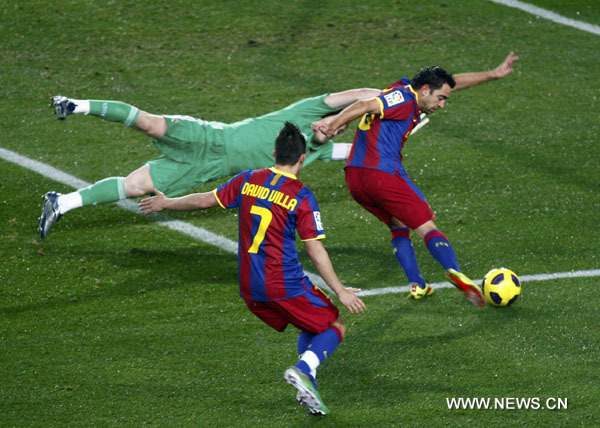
[345,78,421,176]
[214,167,325,302]
[385,77,411,91]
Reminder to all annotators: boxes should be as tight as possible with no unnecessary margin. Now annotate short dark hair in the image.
[274,122,306,166]
[411,66,456,91]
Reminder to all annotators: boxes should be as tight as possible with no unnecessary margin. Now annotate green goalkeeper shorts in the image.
[146,115,227,197]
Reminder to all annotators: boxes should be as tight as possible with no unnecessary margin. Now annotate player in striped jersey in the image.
[313,52,519,306]
[139,122,366,415]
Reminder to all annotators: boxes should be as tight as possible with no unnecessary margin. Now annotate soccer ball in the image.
[482,268,521,307]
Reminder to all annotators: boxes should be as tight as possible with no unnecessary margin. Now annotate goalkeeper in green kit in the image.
[38,88,387,238]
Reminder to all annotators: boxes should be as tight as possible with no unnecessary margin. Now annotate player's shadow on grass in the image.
[299,245,409,285]
[2,246,239,315]
[336,298,534,400]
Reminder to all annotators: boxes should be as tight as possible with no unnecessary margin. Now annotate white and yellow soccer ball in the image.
[482,268,521,307]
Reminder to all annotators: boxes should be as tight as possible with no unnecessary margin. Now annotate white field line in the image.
[2,146,599,297]
[358,269,600,296]
[491,0,600,36]
[0,147,328,290]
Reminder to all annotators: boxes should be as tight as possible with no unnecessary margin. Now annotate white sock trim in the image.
[300,350,321,373]
[117,177,127,200]
[124,106,139,127]
[70,99,90,115]
[57,192,83,214]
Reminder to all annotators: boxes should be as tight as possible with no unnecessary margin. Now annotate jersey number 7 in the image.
[248,205,272,254]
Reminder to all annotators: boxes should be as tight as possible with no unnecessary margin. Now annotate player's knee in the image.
[390,216,407,228]
[415,220,438,240]
[133,111,151,131]
[135,112,167,138]
[124,182,149,198]
[124,170,154,197]
[331,316,347,339]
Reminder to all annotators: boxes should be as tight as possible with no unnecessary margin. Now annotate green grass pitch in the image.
[1,1,599,427]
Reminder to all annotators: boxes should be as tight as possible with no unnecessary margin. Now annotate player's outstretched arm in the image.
[452,51,519,91]
[304,239,366,314]
[328,111,430,161]
[139,189,218,214]
[313,98,380,140]
[323,88,382,109]
[310,89,383,144]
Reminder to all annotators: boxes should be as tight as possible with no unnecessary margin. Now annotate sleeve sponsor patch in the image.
[383,90,405,107]
[313,211,324,231]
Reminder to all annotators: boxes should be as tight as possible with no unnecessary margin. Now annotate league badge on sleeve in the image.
[313,211,324,231]
[384,90,405,107]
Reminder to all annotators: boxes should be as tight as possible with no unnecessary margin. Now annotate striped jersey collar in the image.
[407,84,419,102]
[269,167,297,180]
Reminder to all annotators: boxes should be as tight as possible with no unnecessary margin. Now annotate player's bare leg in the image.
[124,164,155,197]
[131,111,167,139]
[330,315,346,338]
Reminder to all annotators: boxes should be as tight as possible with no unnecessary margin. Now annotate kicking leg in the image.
[414,220,485,306]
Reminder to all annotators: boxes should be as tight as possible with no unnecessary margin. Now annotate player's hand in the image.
[312,119,335,139]
[139,189,167,215]
[493,51,519,78]
[337,287,366,314]
[314,117,348,142]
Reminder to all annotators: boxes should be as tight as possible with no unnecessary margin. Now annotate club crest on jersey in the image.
[384,90,404,106]
[313,211,324,231]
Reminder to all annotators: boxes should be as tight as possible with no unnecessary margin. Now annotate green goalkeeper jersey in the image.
[148,94,339,196]
[221,94,337,174]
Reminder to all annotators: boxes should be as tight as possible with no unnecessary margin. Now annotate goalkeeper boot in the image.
[446,268,485,307]
[50,95,75,120]
[408,282,434,299]
[38,191,62,238]
[284,367,330,415]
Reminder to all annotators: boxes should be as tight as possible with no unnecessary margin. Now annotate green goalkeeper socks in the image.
[79,177,127,207]
[88,100,139,127]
